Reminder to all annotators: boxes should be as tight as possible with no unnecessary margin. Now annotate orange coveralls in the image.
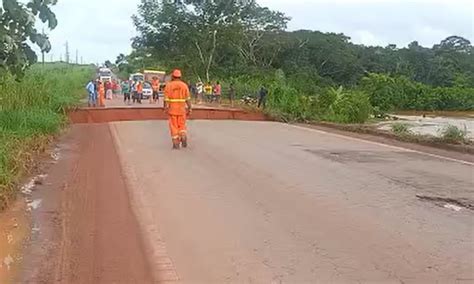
[98,83,105,107]
[151,79,160,102]
[164,80,191,142]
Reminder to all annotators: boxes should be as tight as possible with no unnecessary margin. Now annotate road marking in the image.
[286,124,474,166]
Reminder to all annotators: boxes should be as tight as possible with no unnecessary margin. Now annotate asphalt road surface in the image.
[106,120,473,283]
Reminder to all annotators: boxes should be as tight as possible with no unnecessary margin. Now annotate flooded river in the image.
[379,115,474,141]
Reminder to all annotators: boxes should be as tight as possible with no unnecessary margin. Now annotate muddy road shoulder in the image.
[19,124,153,283]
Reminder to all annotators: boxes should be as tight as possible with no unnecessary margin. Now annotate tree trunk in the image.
[205,30,218,82]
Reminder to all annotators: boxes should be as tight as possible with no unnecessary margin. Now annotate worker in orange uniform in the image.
[151,76,160,104]
[135,81,143,104]
[164,69,192,149]
[98,80,106,107]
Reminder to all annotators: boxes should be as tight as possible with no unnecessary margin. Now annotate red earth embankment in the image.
[68,107,269,124]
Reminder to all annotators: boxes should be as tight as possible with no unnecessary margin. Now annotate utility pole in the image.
[81,56,83,65]
[41,28,45,68]
[76,49,78,65]
[65,41,70,64]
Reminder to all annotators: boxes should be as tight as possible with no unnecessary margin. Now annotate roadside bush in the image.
[286,68,330,96]
[439,125,469,144]
[330,90,372,123]
[267,82,317,122]
[315,87,340,115]
[360,73,399,113]
[360,72,474,112]
[231,70,374,124]
[391,123,411,135]
[421,87,474,111]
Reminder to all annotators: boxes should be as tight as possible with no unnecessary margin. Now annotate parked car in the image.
[142,82,153,99]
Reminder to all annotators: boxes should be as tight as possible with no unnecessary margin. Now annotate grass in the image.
[0,63,94,210]
[391,122,411,135]
[439,125,469,144]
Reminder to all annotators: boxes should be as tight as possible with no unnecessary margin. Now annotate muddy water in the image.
[379,115,474,140]
[0,199,30,283]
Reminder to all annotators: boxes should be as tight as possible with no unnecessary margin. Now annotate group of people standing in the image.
[120,79,145,105]
[86,79,121,107]
[121,77,161,105]
[189,81,236,106]
[187,81,268,108]
[86,76,268,109]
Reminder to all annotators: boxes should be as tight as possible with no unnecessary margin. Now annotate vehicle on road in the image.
[143,69,168,93]
[241,95,258,105]
[99,67,112,82]
[142,82,153,99]
[129,73,145,82]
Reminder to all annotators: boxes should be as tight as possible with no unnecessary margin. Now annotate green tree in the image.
[0,0,58,77]
[278,31,362,85]
[132,0,288,81]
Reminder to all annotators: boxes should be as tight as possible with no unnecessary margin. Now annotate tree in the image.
[104,60,114,69]
[132,0,288,81]
[235,2,289,67]
[435,36,471,53]
[278,31,362,85]
[115,53,135,78]
[0,0,58,77]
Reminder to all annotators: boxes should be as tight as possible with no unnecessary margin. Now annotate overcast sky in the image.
[41,0,473,64]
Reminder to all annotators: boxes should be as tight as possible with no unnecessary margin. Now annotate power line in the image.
[65,41,70,64]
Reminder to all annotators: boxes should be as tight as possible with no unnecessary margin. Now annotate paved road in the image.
[109,120,473,283]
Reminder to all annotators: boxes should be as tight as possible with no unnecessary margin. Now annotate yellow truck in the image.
[143,70,169,92]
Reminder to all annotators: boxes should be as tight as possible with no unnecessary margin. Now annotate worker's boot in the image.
[172,139,180,150]
[181,136,188,148]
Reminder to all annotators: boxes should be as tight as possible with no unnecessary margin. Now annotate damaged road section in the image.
[68,106,269,124]
[416,194,473,211]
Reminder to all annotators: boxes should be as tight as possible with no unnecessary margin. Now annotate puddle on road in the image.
[50,147,61,162]
[26,199,42,211]
[304,149,394,164]
[0,199,30,283]
[443,204,463,212]
[21,175,47,196]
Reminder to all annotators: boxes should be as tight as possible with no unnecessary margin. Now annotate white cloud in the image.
[40,0,139,64]
[36,0,473,64]
[353,30,387,47]
[262,0,473,47]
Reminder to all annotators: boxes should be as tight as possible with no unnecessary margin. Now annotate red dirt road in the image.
[20,124,153,283]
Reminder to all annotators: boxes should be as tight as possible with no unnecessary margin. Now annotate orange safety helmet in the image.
[172,69,182,78]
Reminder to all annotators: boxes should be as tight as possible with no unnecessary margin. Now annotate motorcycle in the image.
[241,95,257,106]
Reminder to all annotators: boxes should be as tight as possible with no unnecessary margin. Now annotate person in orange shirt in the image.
[164,69,192,149]
[98,80,106,107]
[151,76,160,104]
[135,81,143,104]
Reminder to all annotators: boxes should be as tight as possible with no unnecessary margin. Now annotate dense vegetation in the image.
[0,0,75,209]
[116,0,473,122]
[0,63,92,209]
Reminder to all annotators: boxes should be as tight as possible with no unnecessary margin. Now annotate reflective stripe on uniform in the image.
[165,98,189,102]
